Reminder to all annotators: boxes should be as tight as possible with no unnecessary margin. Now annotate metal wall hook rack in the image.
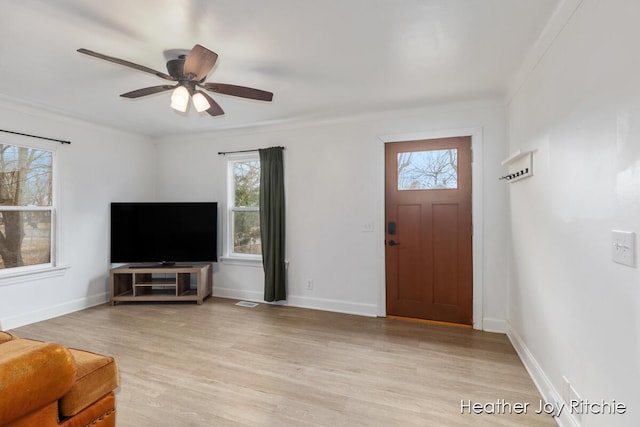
[499,168,530,181]
[500,150,533,183]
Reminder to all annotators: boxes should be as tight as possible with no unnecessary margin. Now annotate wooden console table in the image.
[109,263,212,305]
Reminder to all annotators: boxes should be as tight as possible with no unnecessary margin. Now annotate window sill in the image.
[0,265,70,287]
[220,256,263,268]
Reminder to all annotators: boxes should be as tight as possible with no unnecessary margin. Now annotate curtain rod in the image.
[0,129,71,145]
[218,146,285,155]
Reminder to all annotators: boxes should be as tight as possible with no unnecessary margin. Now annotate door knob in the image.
[388,240,400,246]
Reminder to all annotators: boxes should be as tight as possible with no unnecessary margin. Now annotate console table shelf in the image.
[109,264,212,305]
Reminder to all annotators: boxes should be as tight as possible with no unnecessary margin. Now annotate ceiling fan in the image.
[77,44,273,116]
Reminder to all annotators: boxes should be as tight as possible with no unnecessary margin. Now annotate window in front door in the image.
[397,149,458,190]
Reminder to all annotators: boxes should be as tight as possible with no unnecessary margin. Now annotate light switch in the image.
[612,230,635,267]
[362,221,375,232]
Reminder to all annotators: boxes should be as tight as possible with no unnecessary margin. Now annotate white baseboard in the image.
[506,323,578,427]
[482,317,507,333]
[212,286,264,302]
[0,293,108,331]
[212,286,378,317]
[286,295,378,317]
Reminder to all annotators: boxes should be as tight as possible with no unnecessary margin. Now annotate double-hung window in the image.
[0,142,55,272]
[227,154,261,259]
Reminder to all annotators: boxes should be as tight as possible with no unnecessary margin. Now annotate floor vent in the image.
[236,301,258,308]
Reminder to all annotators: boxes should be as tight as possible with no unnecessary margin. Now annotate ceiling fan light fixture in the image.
[192,92,211,112]
[170,85,190,112]
[77,44,273,118]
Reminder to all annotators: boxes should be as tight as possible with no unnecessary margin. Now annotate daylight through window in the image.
[397,149,458,190]
[228,156,261,257]
[0,143,54,270]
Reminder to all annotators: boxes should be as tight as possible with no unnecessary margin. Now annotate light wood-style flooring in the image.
[11,298,555,426]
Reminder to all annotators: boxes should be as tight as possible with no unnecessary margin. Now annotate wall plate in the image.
[612,230,635,267]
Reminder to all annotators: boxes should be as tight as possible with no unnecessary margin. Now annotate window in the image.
[397,149,458,190]
[0,143,55,271]
[227,154,261,258]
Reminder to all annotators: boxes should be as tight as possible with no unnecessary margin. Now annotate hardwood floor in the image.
[11,298,555,426]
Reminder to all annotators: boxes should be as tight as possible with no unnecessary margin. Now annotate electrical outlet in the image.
[306,279,314,290]
[612,230,635,267]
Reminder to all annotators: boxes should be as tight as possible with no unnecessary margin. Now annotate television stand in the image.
[109,263,212,305]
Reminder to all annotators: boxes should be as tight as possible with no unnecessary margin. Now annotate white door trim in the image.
[377,127,484,330]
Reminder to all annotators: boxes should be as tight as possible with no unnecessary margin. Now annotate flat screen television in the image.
[110,202,217,265]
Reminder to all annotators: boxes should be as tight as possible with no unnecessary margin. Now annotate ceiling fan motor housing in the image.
[166,57,186,80]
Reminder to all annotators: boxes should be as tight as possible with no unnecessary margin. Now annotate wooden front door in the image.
[385,136,472,325]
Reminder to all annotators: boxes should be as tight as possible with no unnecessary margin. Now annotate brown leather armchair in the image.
[0,331,118,426]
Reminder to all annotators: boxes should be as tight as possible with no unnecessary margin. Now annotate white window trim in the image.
[219,256,263,267]
[0,264,69,287]
[0,137,60,277]
[224,152,262,262]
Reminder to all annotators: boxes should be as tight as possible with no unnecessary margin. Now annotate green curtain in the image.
[259,147,286,301]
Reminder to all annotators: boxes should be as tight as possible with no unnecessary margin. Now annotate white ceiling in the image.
[0,0,560,137]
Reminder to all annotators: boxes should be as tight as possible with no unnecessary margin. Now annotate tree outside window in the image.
[397,149,458,190]
[229,158,261,256]
[0,144,53,269]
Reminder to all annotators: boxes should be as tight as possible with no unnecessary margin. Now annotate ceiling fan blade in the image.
[183,45,218,81]
[77,48,174,81]
[196,90,224,116]
[120,85,176,98]
[202,83,273,101]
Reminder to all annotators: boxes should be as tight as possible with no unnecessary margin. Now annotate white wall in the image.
[507,0,640,425]
[0,101,156,330]
[155,101,509,328]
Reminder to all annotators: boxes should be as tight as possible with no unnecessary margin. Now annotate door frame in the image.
[377,127,484,330]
